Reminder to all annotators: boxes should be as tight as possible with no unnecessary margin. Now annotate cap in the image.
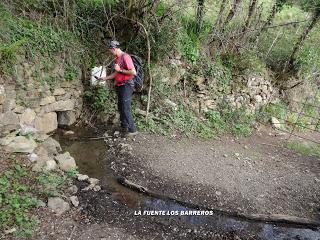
[108,40,120,49]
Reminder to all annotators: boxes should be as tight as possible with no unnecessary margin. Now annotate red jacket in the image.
[115,53,135,86]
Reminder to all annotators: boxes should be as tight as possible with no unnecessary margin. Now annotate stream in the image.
[54,127,320,240]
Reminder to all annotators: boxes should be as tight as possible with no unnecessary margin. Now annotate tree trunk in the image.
[263,0,286,31]
[128,0,137,19]
[242,0,258,32]
[221,0,243,32]
[195,0,205,33]
[214,0,228,31]
[285,10,320,72]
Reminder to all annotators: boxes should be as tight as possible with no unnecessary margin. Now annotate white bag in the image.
[90,66,107,86]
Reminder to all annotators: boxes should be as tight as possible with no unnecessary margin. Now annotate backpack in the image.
[120,54,144,92]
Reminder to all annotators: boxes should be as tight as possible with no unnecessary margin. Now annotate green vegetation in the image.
[1,0,319,138]
[84,86,116,114]
[0,156,73,237]
[287,140,320,158]
[0,164,38,237]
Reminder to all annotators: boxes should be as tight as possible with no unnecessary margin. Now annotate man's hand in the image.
[94,76,103,81]
[114,64,121,72]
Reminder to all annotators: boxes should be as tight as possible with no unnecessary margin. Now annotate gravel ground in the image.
[113,127,320,221]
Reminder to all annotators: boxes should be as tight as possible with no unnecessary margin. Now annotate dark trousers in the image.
[116,83,136,133]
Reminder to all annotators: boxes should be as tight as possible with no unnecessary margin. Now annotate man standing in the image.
[97,40,137,136]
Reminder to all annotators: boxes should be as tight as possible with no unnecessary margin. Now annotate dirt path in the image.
[114,127,320,222]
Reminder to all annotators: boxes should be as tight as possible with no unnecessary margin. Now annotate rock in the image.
[3,98,16,112]
[0,112,19,133]
[63,130,75,135]
[40,96,56,106]
[223,154,228,158]
[19,124,38,136]
[88,178,99,185]
[53,88,66,96]
[43,100,75,113]
[271,117,284,130]
[6,136,37,153]
[261,85,268,94]
[44,160,58,171]
[19,108,36,126]
[196,76,205,88]
[13,106,26,114]
[4,228,16,235]
[164,99,178,110]
[0,132,17,146]
[48,197,70,215]
[76,174,89,181]
[234,153,240,157]
[33,132,50,142]
[55,152,76,171]
[27,153,38,162]
[0,85,5,104]
[114,131,120,137]
[70,196,79,207]
[93,185,101,192]
[254,95,263,104]
[119,143,133,151]
[41,137,62,156]
[34,112,58,133]
[57,111,76,126]
[67,185,78,195]
[32,147,53,172]
[36,200,46,208]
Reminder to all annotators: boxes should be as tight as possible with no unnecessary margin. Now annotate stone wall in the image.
[0,56,83,136]
[154,57,277,114]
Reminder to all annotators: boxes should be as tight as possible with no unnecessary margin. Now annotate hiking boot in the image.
[120,126,128,133]
[126,131,138,138]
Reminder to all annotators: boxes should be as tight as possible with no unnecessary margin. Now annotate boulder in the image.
[41,137,62,156]
[57,111,76,126]
[55,152,76,171]
[44,160,58,171]
[76,174,89,181]
[13,106,26,114]
[271,117,284,130]
[34,112,58,133]
[40,96,55,106]
[33,132,50,142]
[0,112,19,134]
[48,197,70,215]
[43,100,75,113]
[70,196,79,207]
[6,136,37,153]
[20,108,36,126]
[53,88,66,96]
[27,153,38,162]
[3,98,16,112]
[32,147,52,171]
[0,132,17,146]
[19,124,38,136]
[67,185,78,195]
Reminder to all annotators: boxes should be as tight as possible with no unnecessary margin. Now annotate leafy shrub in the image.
[0,165,38,237]
[84,86,116,114]
[258,101,288,122]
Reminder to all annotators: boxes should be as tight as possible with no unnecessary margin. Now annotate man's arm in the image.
[97,72,116,81]
[120,68,136,76]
